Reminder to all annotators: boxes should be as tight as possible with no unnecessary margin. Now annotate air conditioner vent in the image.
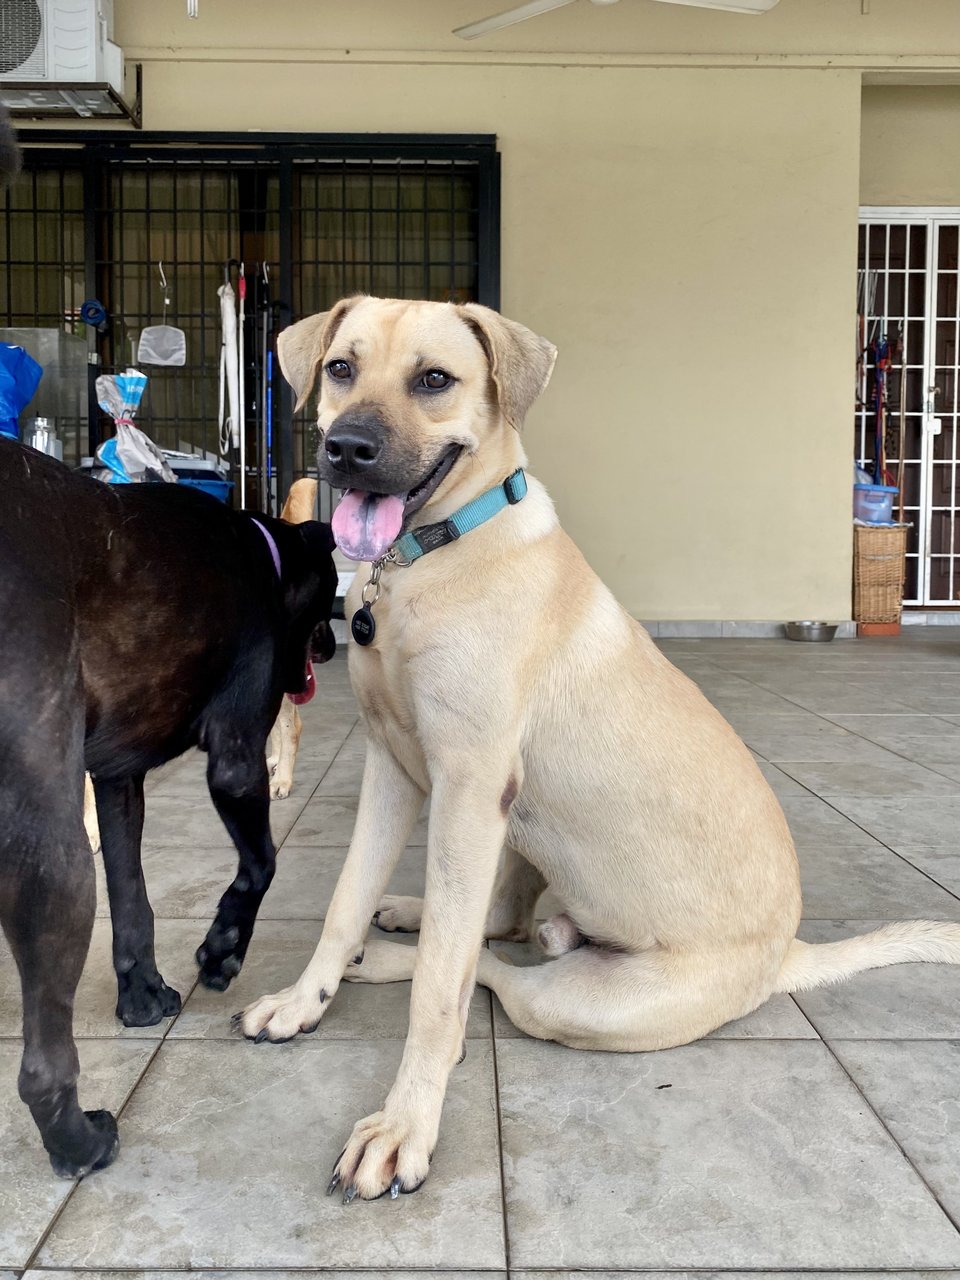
[0,1,45,77]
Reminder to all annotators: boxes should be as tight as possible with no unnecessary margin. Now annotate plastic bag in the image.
[0,343,42,439]
[137,324,186,367]
[95,369,177,484]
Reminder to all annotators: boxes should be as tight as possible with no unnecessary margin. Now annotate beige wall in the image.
[861,87,960,206]
[27,0,924,620]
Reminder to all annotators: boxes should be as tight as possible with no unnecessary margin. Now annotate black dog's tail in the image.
[0,103,21,187]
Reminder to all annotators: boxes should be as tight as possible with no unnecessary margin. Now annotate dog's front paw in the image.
[48,1109,120,1179]
[116,965,182,1028]
[328,1109,433,1202]
[234,982,331,1043]
[196,917,253,991]
[269,774,294,800]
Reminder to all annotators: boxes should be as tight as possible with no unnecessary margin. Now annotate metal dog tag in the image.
[351,605,376,646]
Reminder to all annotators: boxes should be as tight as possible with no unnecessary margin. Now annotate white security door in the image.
[857,211,960,605]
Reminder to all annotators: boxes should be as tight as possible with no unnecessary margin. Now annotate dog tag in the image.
[351,605,376,647]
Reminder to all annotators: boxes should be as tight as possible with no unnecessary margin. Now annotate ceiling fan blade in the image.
[651,0,779,11]
[454,0,579,40]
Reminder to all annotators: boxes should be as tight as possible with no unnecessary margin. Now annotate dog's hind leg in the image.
[0,786,119,1176]
[196,721,275,990]
[375,845,546,940]
[94,774,181,1028]
[267,696,302,800]
[475,942,773,1052]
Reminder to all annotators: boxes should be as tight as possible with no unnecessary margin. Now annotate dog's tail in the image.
[775,920,960,993]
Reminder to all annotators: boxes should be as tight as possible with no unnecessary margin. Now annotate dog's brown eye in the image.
[421,369,452,390]
[327,360,352,381]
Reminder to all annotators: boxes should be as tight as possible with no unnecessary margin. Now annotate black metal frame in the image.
[5,131,501,502]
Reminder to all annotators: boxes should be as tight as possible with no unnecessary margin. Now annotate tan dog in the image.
[265,478,319,800]
[238,295,960,1202]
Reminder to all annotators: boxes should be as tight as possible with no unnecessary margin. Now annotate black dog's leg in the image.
[196,735,276,991]
[0,807,119,1177]
[94,775,181,1027]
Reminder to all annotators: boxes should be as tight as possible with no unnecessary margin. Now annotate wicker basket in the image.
[853,524,909,624]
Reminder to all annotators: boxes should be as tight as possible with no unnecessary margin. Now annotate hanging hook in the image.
[262,261,270,284]
[158,260,170,305]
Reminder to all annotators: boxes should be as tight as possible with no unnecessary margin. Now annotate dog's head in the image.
[277,296,557,561]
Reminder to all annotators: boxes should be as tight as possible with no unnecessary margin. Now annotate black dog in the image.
[0,438,337,1177]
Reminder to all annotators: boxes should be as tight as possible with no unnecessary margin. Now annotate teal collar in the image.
[392,468,527,564]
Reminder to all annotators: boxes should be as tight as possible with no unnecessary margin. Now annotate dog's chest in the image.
[348,634,430,789]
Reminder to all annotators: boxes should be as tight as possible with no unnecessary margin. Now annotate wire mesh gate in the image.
[0,133,499,513]
[856,210,960,606]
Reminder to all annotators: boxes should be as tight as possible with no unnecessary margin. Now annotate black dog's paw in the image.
[196,920,248,992]
[116,969,182,1028]
[48,1109,120,1179]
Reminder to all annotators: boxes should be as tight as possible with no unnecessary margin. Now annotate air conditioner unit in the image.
[0,0,140,125]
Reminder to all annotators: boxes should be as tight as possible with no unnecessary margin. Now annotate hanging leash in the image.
[351,468,527,647]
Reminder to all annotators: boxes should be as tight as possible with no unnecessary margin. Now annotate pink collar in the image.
[250,518,281,579]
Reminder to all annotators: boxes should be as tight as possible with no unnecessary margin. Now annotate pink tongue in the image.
[289,660,315,706]
[332,489,406,561]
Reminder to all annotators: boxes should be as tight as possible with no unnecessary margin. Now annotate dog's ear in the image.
[277,297,359,411]
[458,302,557,430]
[299,519,336,558]
[279,476,318,525]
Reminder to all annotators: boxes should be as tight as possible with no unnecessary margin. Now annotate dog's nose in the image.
[324,423,382,473]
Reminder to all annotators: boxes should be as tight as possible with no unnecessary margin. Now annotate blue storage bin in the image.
[176,475,234,504]
[854,483,898,524]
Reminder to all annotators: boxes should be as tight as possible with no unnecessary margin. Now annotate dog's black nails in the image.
[254,1029,269,1044]
[302,1019,321,1035]
[353,951,364,965]
[390,1175,401,1199]
[333,1146,346,1170]
[372,911,380,925]
[230,1011,243,1024]
[318,988,327,1003]
[327,1171,341,1195]
[342,1184,358,1205]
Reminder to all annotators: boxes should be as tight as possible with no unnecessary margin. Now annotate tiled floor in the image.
[4,628,960,1277]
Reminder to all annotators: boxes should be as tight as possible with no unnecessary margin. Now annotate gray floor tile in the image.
[283,794,428,846]
[777,759,960,797]
[260,844,427,919]
[516,1274,960,1280]
[793,919,960,1038]
[497,1038,960,1270]
[830,795,960,847]
[26,1273,501,1279]
[753,761,811,798]
[897,846,960,894]
[834,1040,960,1231]
[0,918,200,1040]
[738,729,896,764]
[779,794,877,845]
[0,1040,154,1270]
[37,1040,505,1270]
[171,919,490,1040]
[142,793,302,848]
[797,842,960,919]
[819,711,960,739]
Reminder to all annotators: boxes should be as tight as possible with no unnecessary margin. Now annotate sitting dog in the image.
[0,439,337,1177]
[236,295,960,1203]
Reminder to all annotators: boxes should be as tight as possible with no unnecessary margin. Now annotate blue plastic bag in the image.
[0,344,43,439]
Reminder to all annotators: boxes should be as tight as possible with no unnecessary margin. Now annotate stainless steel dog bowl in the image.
[784,621,838,642]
